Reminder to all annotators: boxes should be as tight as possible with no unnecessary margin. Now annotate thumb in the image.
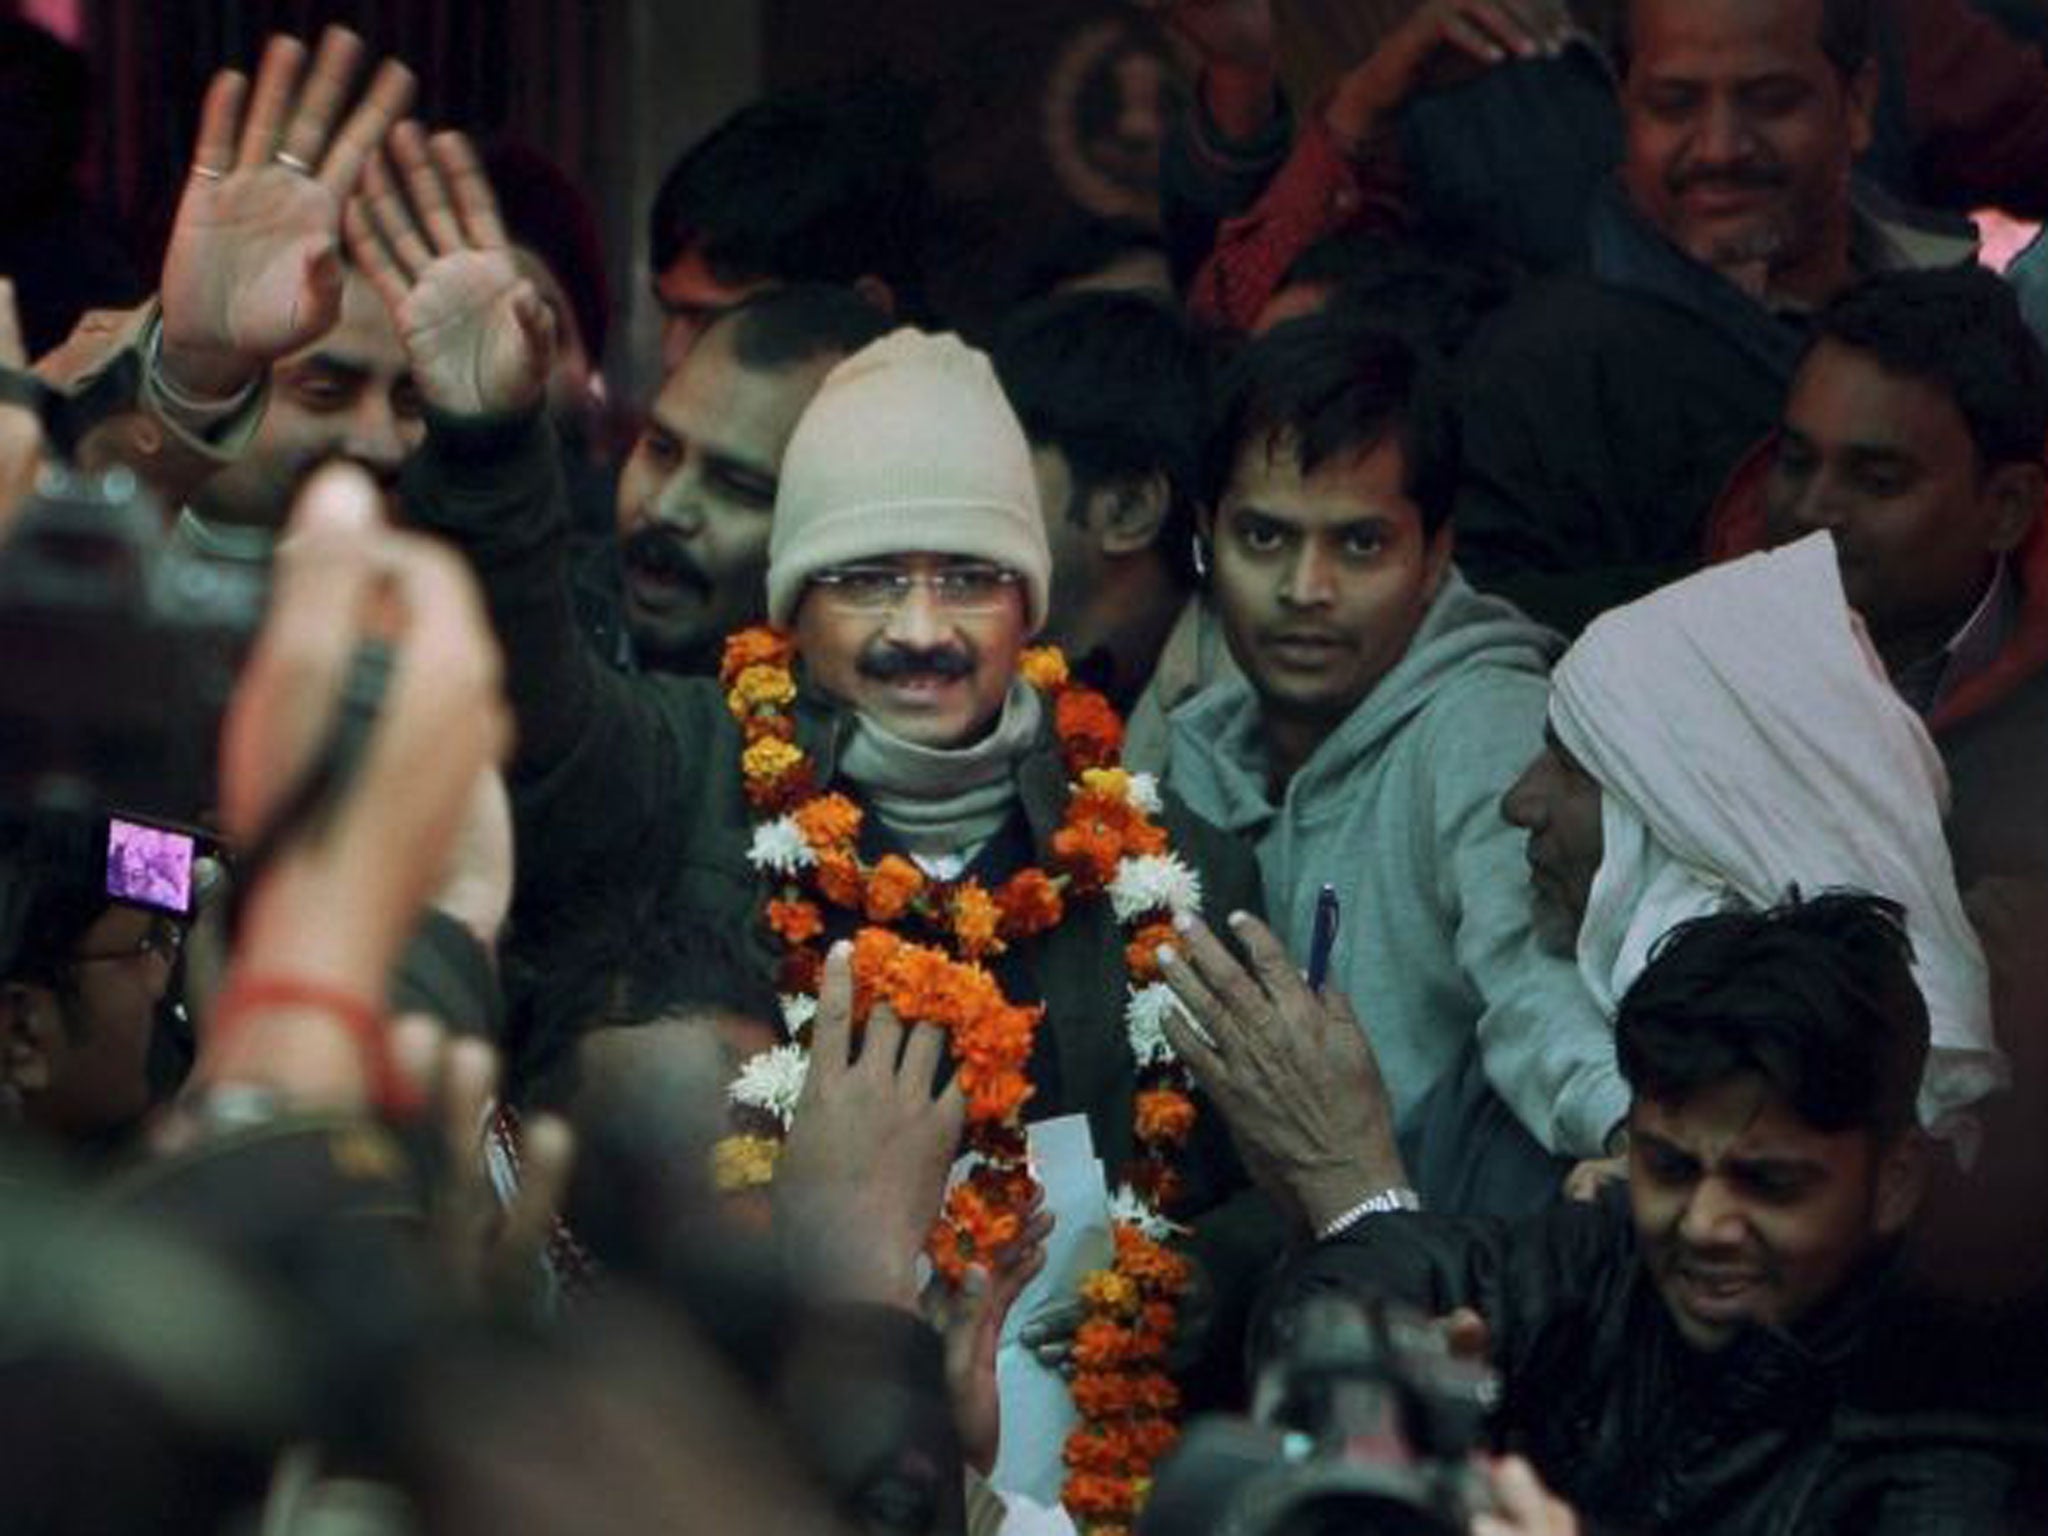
[293,239,345,336]
[510,281,556,364]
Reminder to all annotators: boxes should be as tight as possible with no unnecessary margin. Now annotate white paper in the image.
[986,1113,1113,1507]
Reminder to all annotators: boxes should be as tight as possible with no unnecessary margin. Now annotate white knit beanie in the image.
[766,328,1050,631]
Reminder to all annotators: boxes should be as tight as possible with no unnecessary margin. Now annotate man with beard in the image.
[591,284,888,674]
[356,127,1279,1407]
[1448,0,1978,634]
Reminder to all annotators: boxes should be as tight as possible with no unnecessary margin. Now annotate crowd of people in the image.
[4,0,2048,1531]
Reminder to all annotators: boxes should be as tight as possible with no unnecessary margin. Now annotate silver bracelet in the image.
[1315,1185,1422,1241]
[145,318,260,425]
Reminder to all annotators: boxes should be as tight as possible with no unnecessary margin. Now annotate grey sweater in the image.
[1167,571,1626,1159]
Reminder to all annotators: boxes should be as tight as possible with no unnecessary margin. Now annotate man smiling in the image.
[1167,315,1625,1214]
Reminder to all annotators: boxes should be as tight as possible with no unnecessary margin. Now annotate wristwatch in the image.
[1316,1185,1423,1241]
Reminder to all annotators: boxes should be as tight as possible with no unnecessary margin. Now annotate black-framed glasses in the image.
[70,912,187,967]
[808,562,1023,614]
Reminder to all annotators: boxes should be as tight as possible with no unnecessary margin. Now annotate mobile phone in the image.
[104,813,205,918]
[1305,883,1340,993]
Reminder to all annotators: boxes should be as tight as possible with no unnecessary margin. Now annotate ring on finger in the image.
[274,150,317,175]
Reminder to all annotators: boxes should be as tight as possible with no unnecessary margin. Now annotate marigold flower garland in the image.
[712,629,1202,1530]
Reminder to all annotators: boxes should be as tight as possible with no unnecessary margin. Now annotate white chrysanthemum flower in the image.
[1109,853,1203,924]
[728,1044,809,1129]
[1108,1183,1184,1241]
[746,816,816,877]
[779,993,818,1034]
[1126,772,1164,816]
[1124,983,1183,1067]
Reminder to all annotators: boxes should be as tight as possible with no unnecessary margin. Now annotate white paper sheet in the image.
[986,1113,1112,1507]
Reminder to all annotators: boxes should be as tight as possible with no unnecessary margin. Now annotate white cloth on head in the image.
[1550,534,2004,1135]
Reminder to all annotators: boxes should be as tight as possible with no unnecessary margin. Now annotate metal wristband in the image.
[1315,1185,1422,1242]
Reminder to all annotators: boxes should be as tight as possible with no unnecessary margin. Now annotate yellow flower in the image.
[1019,647,1070,692]
[1079,767,1132,803]
[711,1133,781,1192]
[742,735,805,784]
[727,663,797,716]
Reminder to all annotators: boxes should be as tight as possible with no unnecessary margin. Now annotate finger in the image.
[428,131,510,250]
[509,282,559,372]
[1177,913,1276,1032]
[1437,1306,1491,1362]
[358,151,436,280]
[1155,946,1231,1061]
[1224,909,1315,1014]
[862,1001,906,1080]
[277,24,365,172]
[389,119,469,254]
[342,197,410,316]
[1156,978,1230,1089]
[387,1013,446,1103]
[189,69,246,179]
[1487,1456,1557,1523]
[0,276,24,369]
[500,1112,575,1269]
[320,58,417,199]
[898,1016,947,1095]
[235,34,307,169]
[1441,7,1518,63]
[809,940,855,1073]
[441,1036,498,1168]
[1019,1297,1085,1346]
[932,1072,966,1146]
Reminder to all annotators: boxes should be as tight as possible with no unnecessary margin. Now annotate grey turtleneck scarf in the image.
[836,680,1045,871]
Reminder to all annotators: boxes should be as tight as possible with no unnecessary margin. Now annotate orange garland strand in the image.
[715,629,1200,1527]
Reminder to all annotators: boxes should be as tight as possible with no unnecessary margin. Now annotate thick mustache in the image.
[858,645,974,682]
[622,526,711,591]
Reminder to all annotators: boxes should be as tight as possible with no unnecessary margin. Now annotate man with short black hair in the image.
[1162,891,2043,1533]
[1707,263,2048,884]
[987,290,1226,770]
[1168,314,1625,1214]
[596,283,889,674]
[646,82,926,370]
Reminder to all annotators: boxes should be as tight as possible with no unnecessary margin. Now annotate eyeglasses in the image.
[808,563,1023,614]
[71,913,187,967]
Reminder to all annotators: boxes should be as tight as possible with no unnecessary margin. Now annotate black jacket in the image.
[1257,1192,2045,1534]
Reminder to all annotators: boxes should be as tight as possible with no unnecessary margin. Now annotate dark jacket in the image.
[1258,1193,2045,1534]
[401,408,1282,1386]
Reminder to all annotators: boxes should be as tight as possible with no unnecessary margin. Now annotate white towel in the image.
[1550,534,2004,1134]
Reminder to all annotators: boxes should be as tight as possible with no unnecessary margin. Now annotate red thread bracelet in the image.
[209,975,421,1117]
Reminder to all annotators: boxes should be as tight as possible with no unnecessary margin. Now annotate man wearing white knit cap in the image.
[394,269,1278,1501]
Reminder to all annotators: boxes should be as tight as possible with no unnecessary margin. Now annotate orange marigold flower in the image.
[1134,1087,1197,1146]
[864,854,926,922]
[741,735,805,785]
[815,849,864,909]
[1130,1417,1179,1463]
[1124,920,1179,983]
[948,881,1002,958]
[959,1065,1033,1123]
[1052,823,1124,893]
[994,868,1064,936]
[720,626,794,688]
[710,1133,780,1192]
[1061,1471,1137,1520]
[1070,1370,1140,1419]
[1056,687,1124,770]
[1074,1319,1139,1370]
[1019,647,1071,692]
[1113,1228,1192,1294]
[794,792,863,853]
[766,898,824,946]
[1130,1372,1181,1414]
[743,713,797,744]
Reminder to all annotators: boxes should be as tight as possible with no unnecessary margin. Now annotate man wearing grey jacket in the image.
[1167,315,1625,1215]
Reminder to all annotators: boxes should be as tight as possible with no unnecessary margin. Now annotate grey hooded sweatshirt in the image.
[1167,572,1627,1170]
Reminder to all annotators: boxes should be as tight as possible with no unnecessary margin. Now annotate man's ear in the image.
[1,983,59,1095]
[851,274,897,318]
[1983,462,2044,554]
[1088,472,1173,558]
[1873,1129,1931,1238]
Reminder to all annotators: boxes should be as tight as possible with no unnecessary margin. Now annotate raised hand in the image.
[346,123,555,419]
[773,943,967,1314]
[1327,0,1573,151]
[1153,0,1276,72]
[160,28,415,400]
[1156,910,1409,1233]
